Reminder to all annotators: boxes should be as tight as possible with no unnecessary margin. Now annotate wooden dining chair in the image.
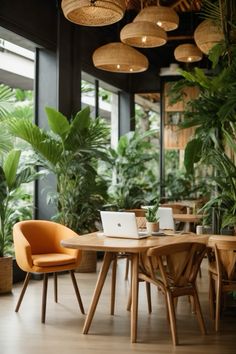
[138,241,207,345]
[208,236,236,332]
[13,220,85,323]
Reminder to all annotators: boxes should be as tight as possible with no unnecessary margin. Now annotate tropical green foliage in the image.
[0,84,15,118]
[7,106,111,233]
[167,0,236,233]
[107,130,159,209]
[145,203,159,222]
[0,149,39,257]
[200,149,236,230]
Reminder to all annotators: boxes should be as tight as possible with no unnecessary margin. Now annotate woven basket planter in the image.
[76,250,97,273]
[0,256,13,294]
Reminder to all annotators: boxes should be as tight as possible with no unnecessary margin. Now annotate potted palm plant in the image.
[0,149,40,292]
[7,106,110,271]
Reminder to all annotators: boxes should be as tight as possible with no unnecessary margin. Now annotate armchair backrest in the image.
[14,220,78,254]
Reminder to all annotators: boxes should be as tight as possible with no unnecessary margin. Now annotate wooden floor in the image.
[1,258,236,354]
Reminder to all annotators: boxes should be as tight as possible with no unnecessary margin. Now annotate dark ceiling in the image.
[0,0,208,94]
[76,0,208,91]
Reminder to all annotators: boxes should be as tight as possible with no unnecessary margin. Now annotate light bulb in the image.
[187,57,192,62]
[117,64,120,69]
[129,68,133,72]
[142,36,147,43]
[157,21,162,27]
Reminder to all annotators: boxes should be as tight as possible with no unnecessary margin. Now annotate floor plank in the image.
[0,259,236,353]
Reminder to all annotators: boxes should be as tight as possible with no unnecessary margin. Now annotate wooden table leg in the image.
[131,253,139,343]
[82,251,114,334]
[110,255,117,315]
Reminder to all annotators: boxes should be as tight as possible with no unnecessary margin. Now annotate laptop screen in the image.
[100,211,148,239]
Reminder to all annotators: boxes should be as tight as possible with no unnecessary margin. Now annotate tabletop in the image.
[61,232,209,253]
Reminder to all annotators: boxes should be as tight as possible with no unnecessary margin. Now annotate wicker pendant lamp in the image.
[61,0,126,26]
[120,0,167,48]
[120,21,167,48]
[133,4,179,32]
[174,44,203,62]
[92,42,149,73]
[194,19,224,54]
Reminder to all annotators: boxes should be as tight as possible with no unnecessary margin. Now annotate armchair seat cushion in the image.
[32,253,76,267]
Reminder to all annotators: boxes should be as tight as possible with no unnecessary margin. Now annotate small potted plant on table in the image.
[146,204,159,234]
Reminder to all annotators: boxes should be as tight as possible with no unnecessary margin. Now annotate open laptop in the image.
[100,211,149,239]
[157,207,175,232]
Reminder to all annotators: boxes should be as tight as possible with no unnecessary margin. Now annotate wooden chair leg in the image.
[128,281,151,313]
[15,272,31,312]
[125,257,130,280]
[127,287,132,311]
[209,273,215,320]
[215,278,222,332]
[166,291,178,346]
[198,266,202,278]
[145,282,152,313]
[41,273,48,323]
[54,273,58,303]
[70,270,85,314]
[110,256,117,315]
[192,285,206,335]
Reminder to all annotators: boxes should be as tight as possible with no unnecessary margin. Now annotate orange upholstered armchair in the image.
[13,220,84,323]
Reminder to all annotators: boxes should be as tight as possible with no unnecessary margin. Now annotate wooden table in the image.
[61,232,208,343]
[173,213,203,232]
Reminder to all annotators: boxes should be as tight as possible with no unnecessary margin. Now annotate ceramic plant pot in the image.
[146,221,159,234]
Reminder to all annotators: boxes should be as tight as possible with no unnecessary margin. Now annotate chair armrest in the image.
[13,226,33,272]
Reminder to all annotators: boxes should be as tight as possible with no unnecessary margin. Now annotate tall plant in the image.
[0,149,39,257]
[168,0,236,232]
[107,130,159,209]
[7,106,110,233]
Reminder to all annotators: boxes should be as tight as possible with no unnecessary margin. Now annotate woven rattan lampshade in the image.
[174,44,203,62]
[134,5,179,31]
[120,21,167,48]
[92,42,149,73]
[194,19,224,54]
[61,0,126,26]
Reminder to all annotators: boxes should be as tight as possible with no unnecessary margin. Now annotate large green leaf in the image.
[3,149,21,190]
[0,126,13,155]
[72,106,90,131]
[45,106,70,141]
[15,167,41,188]
[0,166,7,203]
[7,118,63,167]
[184,139,202,175]
[0,84,14,118]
